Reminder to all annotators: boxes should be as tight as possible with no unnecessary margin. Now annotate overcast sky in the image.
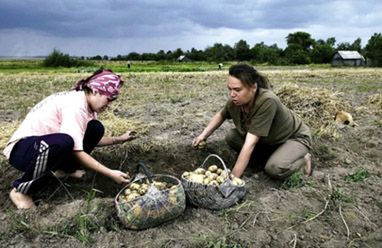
[0,0,381,57]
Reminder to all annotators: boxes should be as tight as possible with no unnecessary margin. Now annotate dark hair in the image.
[228,64,270,89]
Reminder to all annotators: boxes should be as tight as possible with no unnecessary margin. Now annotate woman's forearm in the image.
[231,133,259,177]
[200,112,225,139]
[73,151,112,177]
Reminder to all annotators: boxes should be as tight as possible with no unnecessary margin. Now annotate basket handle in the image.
[200,154,229,174]
[200,154,238,198]
[134,161,154,183]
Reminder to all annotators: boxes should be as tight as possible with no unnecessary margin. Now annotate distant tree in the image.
[103,55,109,60]
[126,52,141,60]
[284,43,311,64]
[187,47,206,61]
[285,32,314,64]
[166,50,173,60]
[336,38,362,52]
[204,43,233,62]
[286,32,314,51]
[251,42,282,64]
[336,42,351,51]
[90,55,102,60]
[365,33,382,66]
[350,38,362,52]
[115,54,123,60]
[223,44,235,61]
[172,48,184,60]
[311,38,336,63]
[43,49,90,67]
[326,37,336,47]
[156,50,167,60]
[234,40,252,61]
[141,53,157,60]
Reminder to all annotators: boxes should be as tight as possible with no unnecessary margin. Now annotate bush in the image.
[43,49,93,68]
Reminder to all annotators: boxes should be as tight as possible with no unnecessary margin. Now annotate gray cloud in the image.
[0,0,381,56]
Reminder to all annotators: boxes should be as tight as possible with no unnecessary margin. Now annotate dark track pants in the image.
[9,120,104,195]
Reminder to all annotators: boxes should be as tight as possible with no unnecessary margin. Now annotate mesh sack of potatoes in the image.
[115,162,186,230]
[181,154,246,210]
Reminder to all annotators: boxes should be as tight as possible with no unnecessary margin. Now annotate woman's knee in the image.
[264,161,290,179]
[87,120,105,137]
[56,133,74,152]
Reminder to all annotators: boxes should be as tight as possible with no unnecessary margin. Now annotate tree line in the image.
[45,31,382,67]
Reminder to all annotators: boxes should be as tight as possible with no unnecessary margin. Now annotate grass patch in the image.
[281,171,304,189]
[331,187,352,204]
[357,83,379,92]
[345,167,369,182]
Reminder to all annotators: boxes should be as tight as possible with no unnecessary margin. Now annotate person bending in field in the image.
[3,69,136,209]
[193,63,313,179]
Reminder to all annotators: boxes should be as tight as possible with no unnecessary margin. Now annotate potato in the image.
[197,140,206,149]
[203,178,211,185]
[138,187,147,195]
[124,188,132,195]
[209,173,218,180]
[167,194,177,204]
[129,183,140,191]
[209,180,219,186]
[220,171,228,179]
[208,165,218,172]
[233,177,244,186]
[140,183,149,191]
[188,173,204,184]
[194,168,206,174]
[126,192,141,201]
[182,171,190,178]
[170,185,178,191]
[118,195,127,202]
[132,204,143,216]
[216,175,225,184]
[153,181,166,190]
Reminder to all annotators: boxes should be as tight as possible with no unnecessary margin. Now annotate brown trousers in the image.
[225,129,309,179]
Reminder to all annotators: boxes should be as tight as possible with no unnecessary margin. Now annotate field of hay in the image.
[0,67,381,247]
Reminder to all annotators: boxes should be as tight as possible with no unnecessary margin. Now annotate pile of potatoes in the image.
[118,180,177,203]
[182,165,244,186]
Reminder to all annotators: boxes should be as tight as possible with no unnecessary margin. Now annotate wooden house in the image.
[332,51,365,66]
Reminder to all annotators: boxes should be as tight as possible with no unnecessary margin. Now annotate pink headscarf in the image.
[75,70,123,100]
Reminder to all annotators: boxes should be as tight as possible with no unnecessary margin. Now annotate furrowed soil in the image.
[0,68,381,248]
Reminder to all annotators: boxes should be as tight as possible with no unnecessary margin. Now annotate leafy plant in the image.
[377,201,382,210]
[282,171,304,189]
[331,187,352,204]
[345,167,369,182]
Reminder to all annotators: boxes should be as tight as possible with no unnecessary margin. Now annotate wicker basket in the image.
[181,154,246,210]
[115,162,186,230]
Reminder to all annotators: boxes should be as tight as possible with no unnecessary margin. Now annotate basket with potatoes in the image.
[115,162,186,230]
[181,154,246,210]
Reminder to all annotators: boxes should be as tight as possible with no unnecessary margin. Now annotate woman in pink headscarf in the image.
[3,69,136,209]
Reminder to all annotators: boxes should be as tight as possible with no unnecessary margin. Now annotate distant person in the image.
[193,63,313,179]
[218,63,223,70]
[127,61,131,69]
[3,69,136,209]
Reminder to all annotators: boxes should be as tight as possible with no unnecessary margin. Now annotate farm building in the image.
[331,50,365,66]
[176,55,191,62]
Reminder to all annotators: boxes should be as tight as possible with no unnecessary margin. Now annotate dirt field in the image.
[0,68,381,247]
